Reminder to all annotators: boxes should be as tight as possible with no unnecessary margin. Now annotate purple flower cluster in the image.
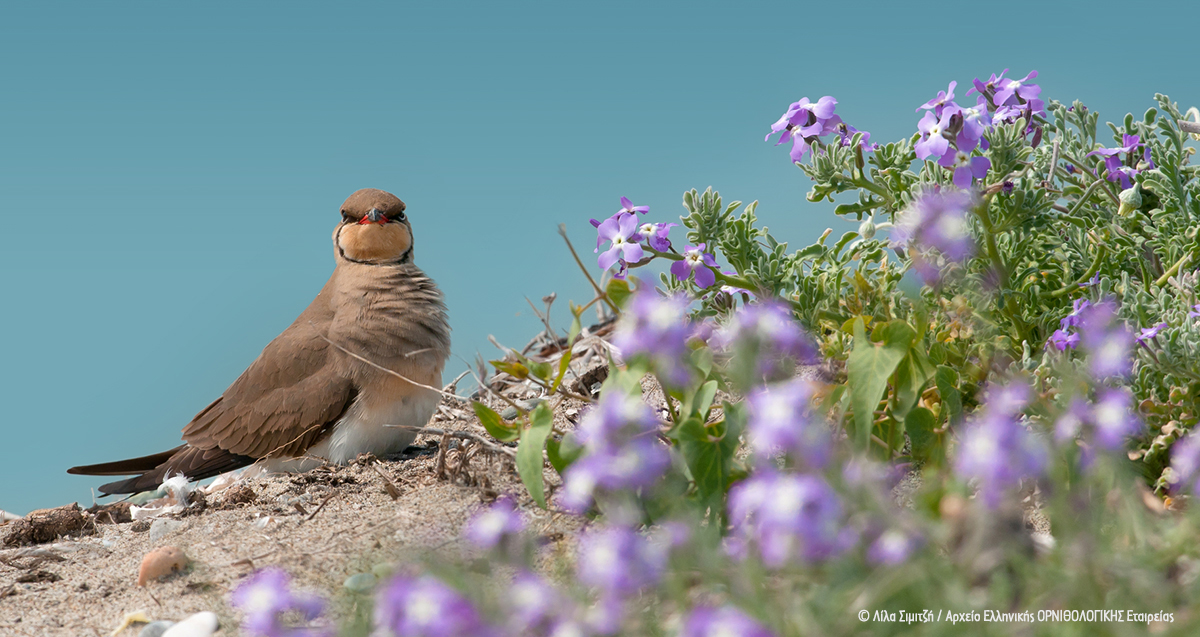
[465,496,526,559]
[576,525,667,633]
[560,390,670,513]
[591,197,676,278]
[912,70,1045,187]
[1049,298,1134,378]
[867,529,922,566]
[1053,390,1140,457]
[727,471,848,567]
[746,379,830,470]
[681,606,775,637]
[1087,134,1154,189]
[230,568,331,637]
[954,382,1048,508]
[1077,300,1134,378]
[1049,297,1090,351]
[374,574,490,637]
[713,301,817,382]
[505,571,584,637]
[891,189,976,285]
[610,289,695,387]
[765,95,874,163]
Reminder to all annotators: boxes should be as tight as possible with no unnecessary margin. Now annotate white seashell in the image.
[161,612,219,637]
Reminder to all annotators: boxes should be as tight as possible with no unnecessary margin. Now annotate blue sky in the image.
[2,1,1197,513]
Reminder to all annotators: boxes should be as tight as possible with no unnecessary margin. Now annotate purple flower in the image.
[836,122,876,150]
[595,213,644,273]
[916,81,957,116]
[1137,322,1168,346]
[671,244,719,288]
[465,496,525,552]
[892,189,976,264]
[611,289,693,387]
[635,221,675,252]
[993,70,1041,108]
[577,526,666,597]
[968,69,1009,100]
[374,575,488,637]
[766,96,842,163]
[1091,388,1140,451]
[1076,300,1133,378]
[867,529,921,566]
[618,196,649,216]
[954,382,1047,508]
[1048,328,1079,351]
[681,606,775,637]
[1060,298,1091,330]
[560,390,670,513]
[1054,397,1090,444]
[938,147,991,188]
[1088,135,1149,188]
[947,98,993,149]
[727,471,848,567]
[915,110,953,160]
[230,568,329,637]
[714,301,817,381]
[506,571,578,636]
[1189,303,1200,319]
[1169,433,1200,493]
[746,380,829,469]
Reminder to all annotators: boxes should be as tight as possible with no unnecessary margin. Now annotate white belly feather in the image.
[263,389,439,473]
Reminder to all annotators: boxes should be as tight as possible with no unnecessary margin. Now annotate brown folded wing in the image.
[182,310,355,459]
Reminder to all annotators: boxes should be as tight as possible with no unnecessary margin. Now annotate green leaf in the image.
[473,401,519,442]
[546,433,584,475]
[846,318,914,450]
[549,347,573,393]
[606,278,633,309]
[892,347,936,422]
[677,415,741,504]
[692,380,718,419]
[516,403,554,508]
[490,359,529,379]
[568,313,582,343]
[905,407,937,463]
[934,366,962,425]
[528,360,554,382]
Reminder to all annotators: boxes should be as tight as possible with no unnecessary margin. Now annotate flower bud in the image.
[1117,186,1142,216]
[859,219,877,240]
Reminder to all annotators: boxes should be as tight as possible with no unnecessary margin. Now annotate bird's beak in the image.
[358,209,386,225]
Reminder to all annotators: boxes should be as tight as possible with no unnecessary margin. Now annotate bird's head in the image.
[334,188,413,264]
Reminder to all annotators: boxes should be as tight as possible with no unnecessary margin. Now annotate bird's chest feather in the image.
[320,374,441,463]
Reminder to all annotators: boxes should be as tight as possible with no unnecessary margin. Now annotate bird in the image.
[68,188,451,495]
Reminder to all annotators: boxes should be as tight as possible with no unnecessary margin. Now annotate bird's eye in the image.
[397,211,407,222]
[341,210,353,222]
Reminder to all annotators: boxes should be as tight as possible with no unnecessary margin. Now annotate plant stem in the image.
[558,224,619,314]
[975,197,1031,344]
[1155,252,1194,287]
[1049,244,1106,298]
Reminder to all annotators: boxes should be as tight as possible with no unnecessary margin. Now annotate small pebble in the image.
[343,572,378,593]
[139,620,176,637]
[137,546,190,586]
[161,611,219,637]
